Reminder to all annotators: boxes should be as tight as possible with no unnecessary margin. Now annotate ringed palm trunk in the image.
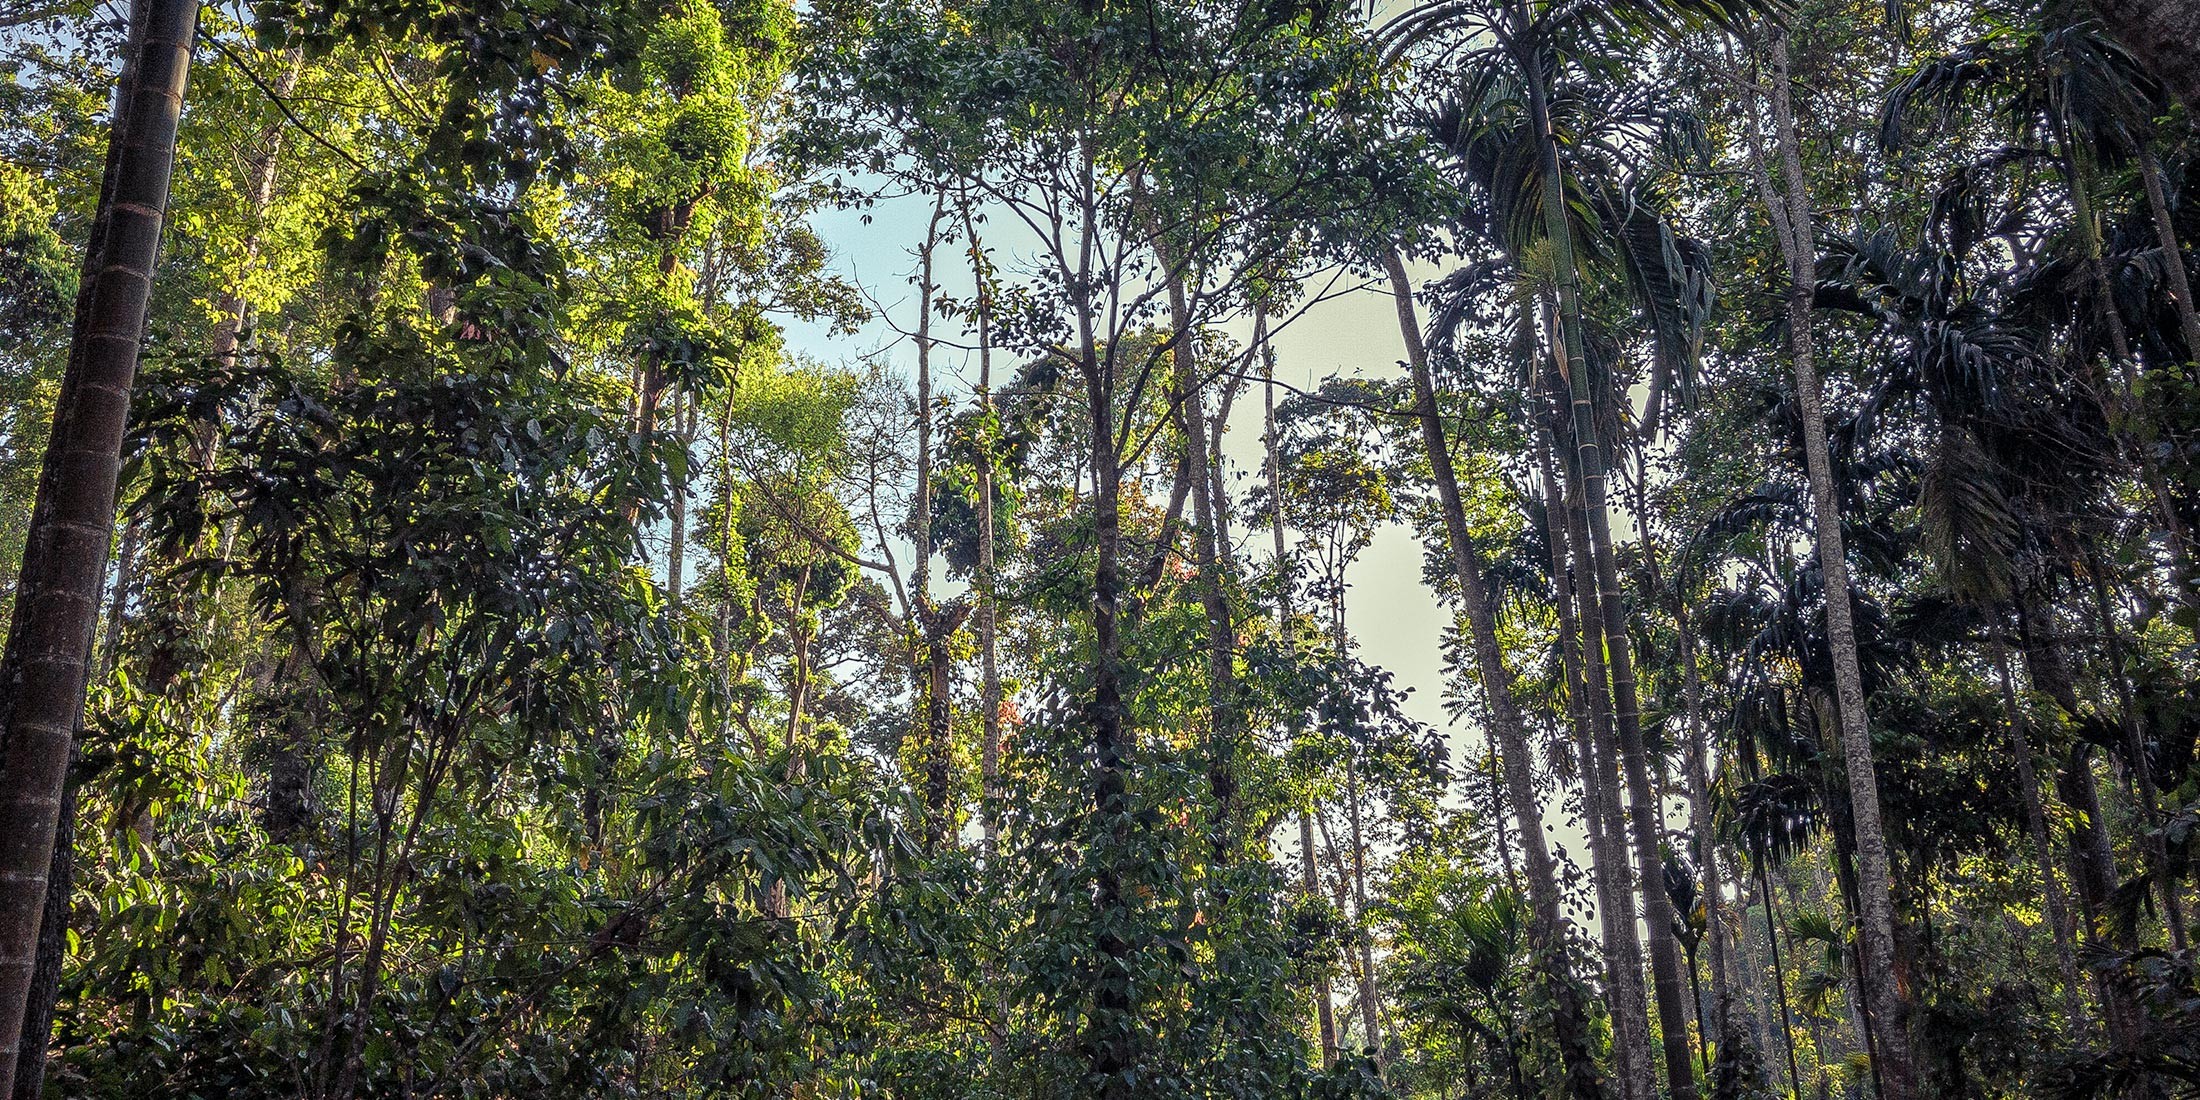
[2138,150,2200,360]
[1385,248,1603,1100]
[1674,595,1738,1051]
[1537,408,1656,1100]
[0,3,197,1094]
[1516,45,1699,1098]
[1754,29,1917,1096]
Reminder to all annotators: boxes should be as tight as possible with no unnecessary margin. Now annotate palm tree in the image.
[1405,49,1710,1096]
[2083,0,2200,110]
[1732,25,1919,1097]
[0,1,198,1095]
[1387,246,1607,1100]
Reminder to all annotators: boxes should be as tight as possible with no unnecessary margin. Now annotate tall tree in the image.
[1736,24,1918,1097]
[0,2,196,1093]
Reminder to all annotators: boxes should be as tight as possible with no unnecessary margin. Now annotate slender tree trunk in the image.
[913,199,954,852]
[667,385,691,611]
[1156,244,1238,859]
[1677,599,1738,1050]
[1385,247,1604,1100]
[2138,150,2200,359]
[1265,332,1339,1062]
[1073,142,1136,1099]
[208,51,302,369]
[2082,548,2187,949]
[1519,43,1698,1091]
[1343,752,1381,1053]
[1538,407,1655,1100]
[2016,602,2122,943]
[1749,29,1917,1096]
[1758,862,1805,1100]
[1989,637,2086,1026]
[965,204,1004,858]
[2062,136,2197,604]
[0,4,196,1094]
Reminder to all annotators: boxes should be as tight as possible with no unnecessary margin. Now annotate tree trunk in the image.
[1265,333,1338,1062]
[2082,549,2187,949]
[1758,862,1806,1100]
[1537,407,1655,1100]
[1677,598,1738,1053]
[208,51,302,369]
[1519,43,1698,1092]
[1073,141,1136,1099]
[667,385,691,611]
[913,199,954,852]
[1156,244,1239,860]
[965,203,1004,858]
[1751,28,1917,1096]
[2138,150,2200,360]
[1343,752,1381,1053]
[1385,247,1604,1100]
[2085,0,2200,111]
[1989,637,2086,1027]
[0,3,196,1093]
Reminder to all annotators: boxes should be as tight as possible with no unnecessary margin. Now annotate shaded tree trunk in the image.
[1747,28,1917,1096]
[1386,247,1604,1100]
[1989,637,2086,1027]
[0,3,196,1094]
[1537,406,1655,1100]
[208,51,302,369]
[964,203,1004,857]
[2138,150,2200,360]
[1519,43,1698,1090]
[1072,141,1136,1100]
[2086,0,2200,112]
[1155,244,1239,860]
[1264,333,1338,1062]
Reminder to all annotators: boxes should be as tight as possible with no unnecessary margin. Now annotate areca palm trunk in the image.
[1516,40,1699,1099]
[0,3,196,1094]
[2138,151,2200,360]
[1385,247,1604,1100]
[1675,596,1736,1045]
[1751,29,1917,1097]
[1537,408,1655,1100]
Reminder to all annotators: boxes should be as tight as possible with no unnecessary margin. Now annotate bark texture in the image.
[1387,248,1605,1100]
[0,2,196,1094]
[2089,0,2200,111]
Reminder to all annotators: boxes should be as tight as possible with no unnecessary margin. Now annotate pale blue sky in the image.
[782,190,1459,774]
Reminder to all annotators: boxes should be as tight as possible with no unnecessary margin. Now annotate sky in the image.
[781,189,1469,790]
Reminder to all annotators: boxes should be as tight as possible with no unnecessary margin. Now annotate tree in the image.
[0,2,195,1093]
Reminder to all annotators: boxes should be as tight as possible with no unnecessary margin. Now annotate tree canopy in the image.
[3,0,2200,1097]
